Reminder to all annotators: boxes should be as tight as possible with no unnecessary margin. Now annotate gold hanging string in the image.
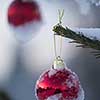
[54,33,57,58]
[60,35,62,57]
[54,10,64,58]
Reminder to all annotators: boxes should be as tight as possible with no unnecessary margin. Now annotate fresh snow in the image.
[47,93,62,100]
[48,69,57,77]
[46,86,84,100]
[72,28,100,41]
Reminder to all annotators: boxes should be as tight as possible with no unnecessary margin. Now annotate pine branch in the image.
[53,24,100,58]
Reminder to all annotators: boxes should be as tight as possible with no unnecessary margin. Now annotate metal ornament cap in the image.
[53,56,66,70]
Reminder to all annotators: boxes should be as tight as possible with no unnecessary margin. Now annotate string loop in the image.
[58,9,64,24]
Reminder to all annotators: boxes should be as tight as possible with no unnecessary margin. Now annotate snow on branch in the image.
[53,24,100,58]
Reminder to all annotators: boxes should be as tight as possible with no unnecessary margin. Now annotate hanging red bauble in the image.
[35,57,84,100]
[7,0,42,42]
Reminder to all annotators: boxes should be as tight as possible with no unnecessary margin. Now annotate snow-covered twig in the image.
[53,24,100,58]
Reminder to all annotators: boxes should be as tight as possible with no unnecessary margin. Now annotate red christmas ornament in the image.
[35,57,84,100]
[7,0,42,42]
[8,0,41,26]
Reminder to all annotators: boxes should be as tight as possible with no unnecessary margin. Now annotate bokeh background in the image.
[0,0,100,100]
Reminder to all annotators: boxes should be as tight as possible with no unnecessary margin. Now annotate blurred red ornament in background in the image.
[35,58,84,100]
[8,0,41,26]
[7,0,42,43]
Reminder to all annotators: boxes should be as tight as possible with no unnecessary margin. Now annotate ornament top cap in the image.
[53,56,66,69]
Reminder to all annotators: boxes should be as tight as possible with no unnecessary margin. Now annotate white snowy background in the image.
[0,0,100,100]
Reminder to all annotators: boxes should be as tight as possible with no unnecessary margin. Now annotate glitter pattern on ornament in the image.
[35,57,84,100]
[7,0,42,43]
